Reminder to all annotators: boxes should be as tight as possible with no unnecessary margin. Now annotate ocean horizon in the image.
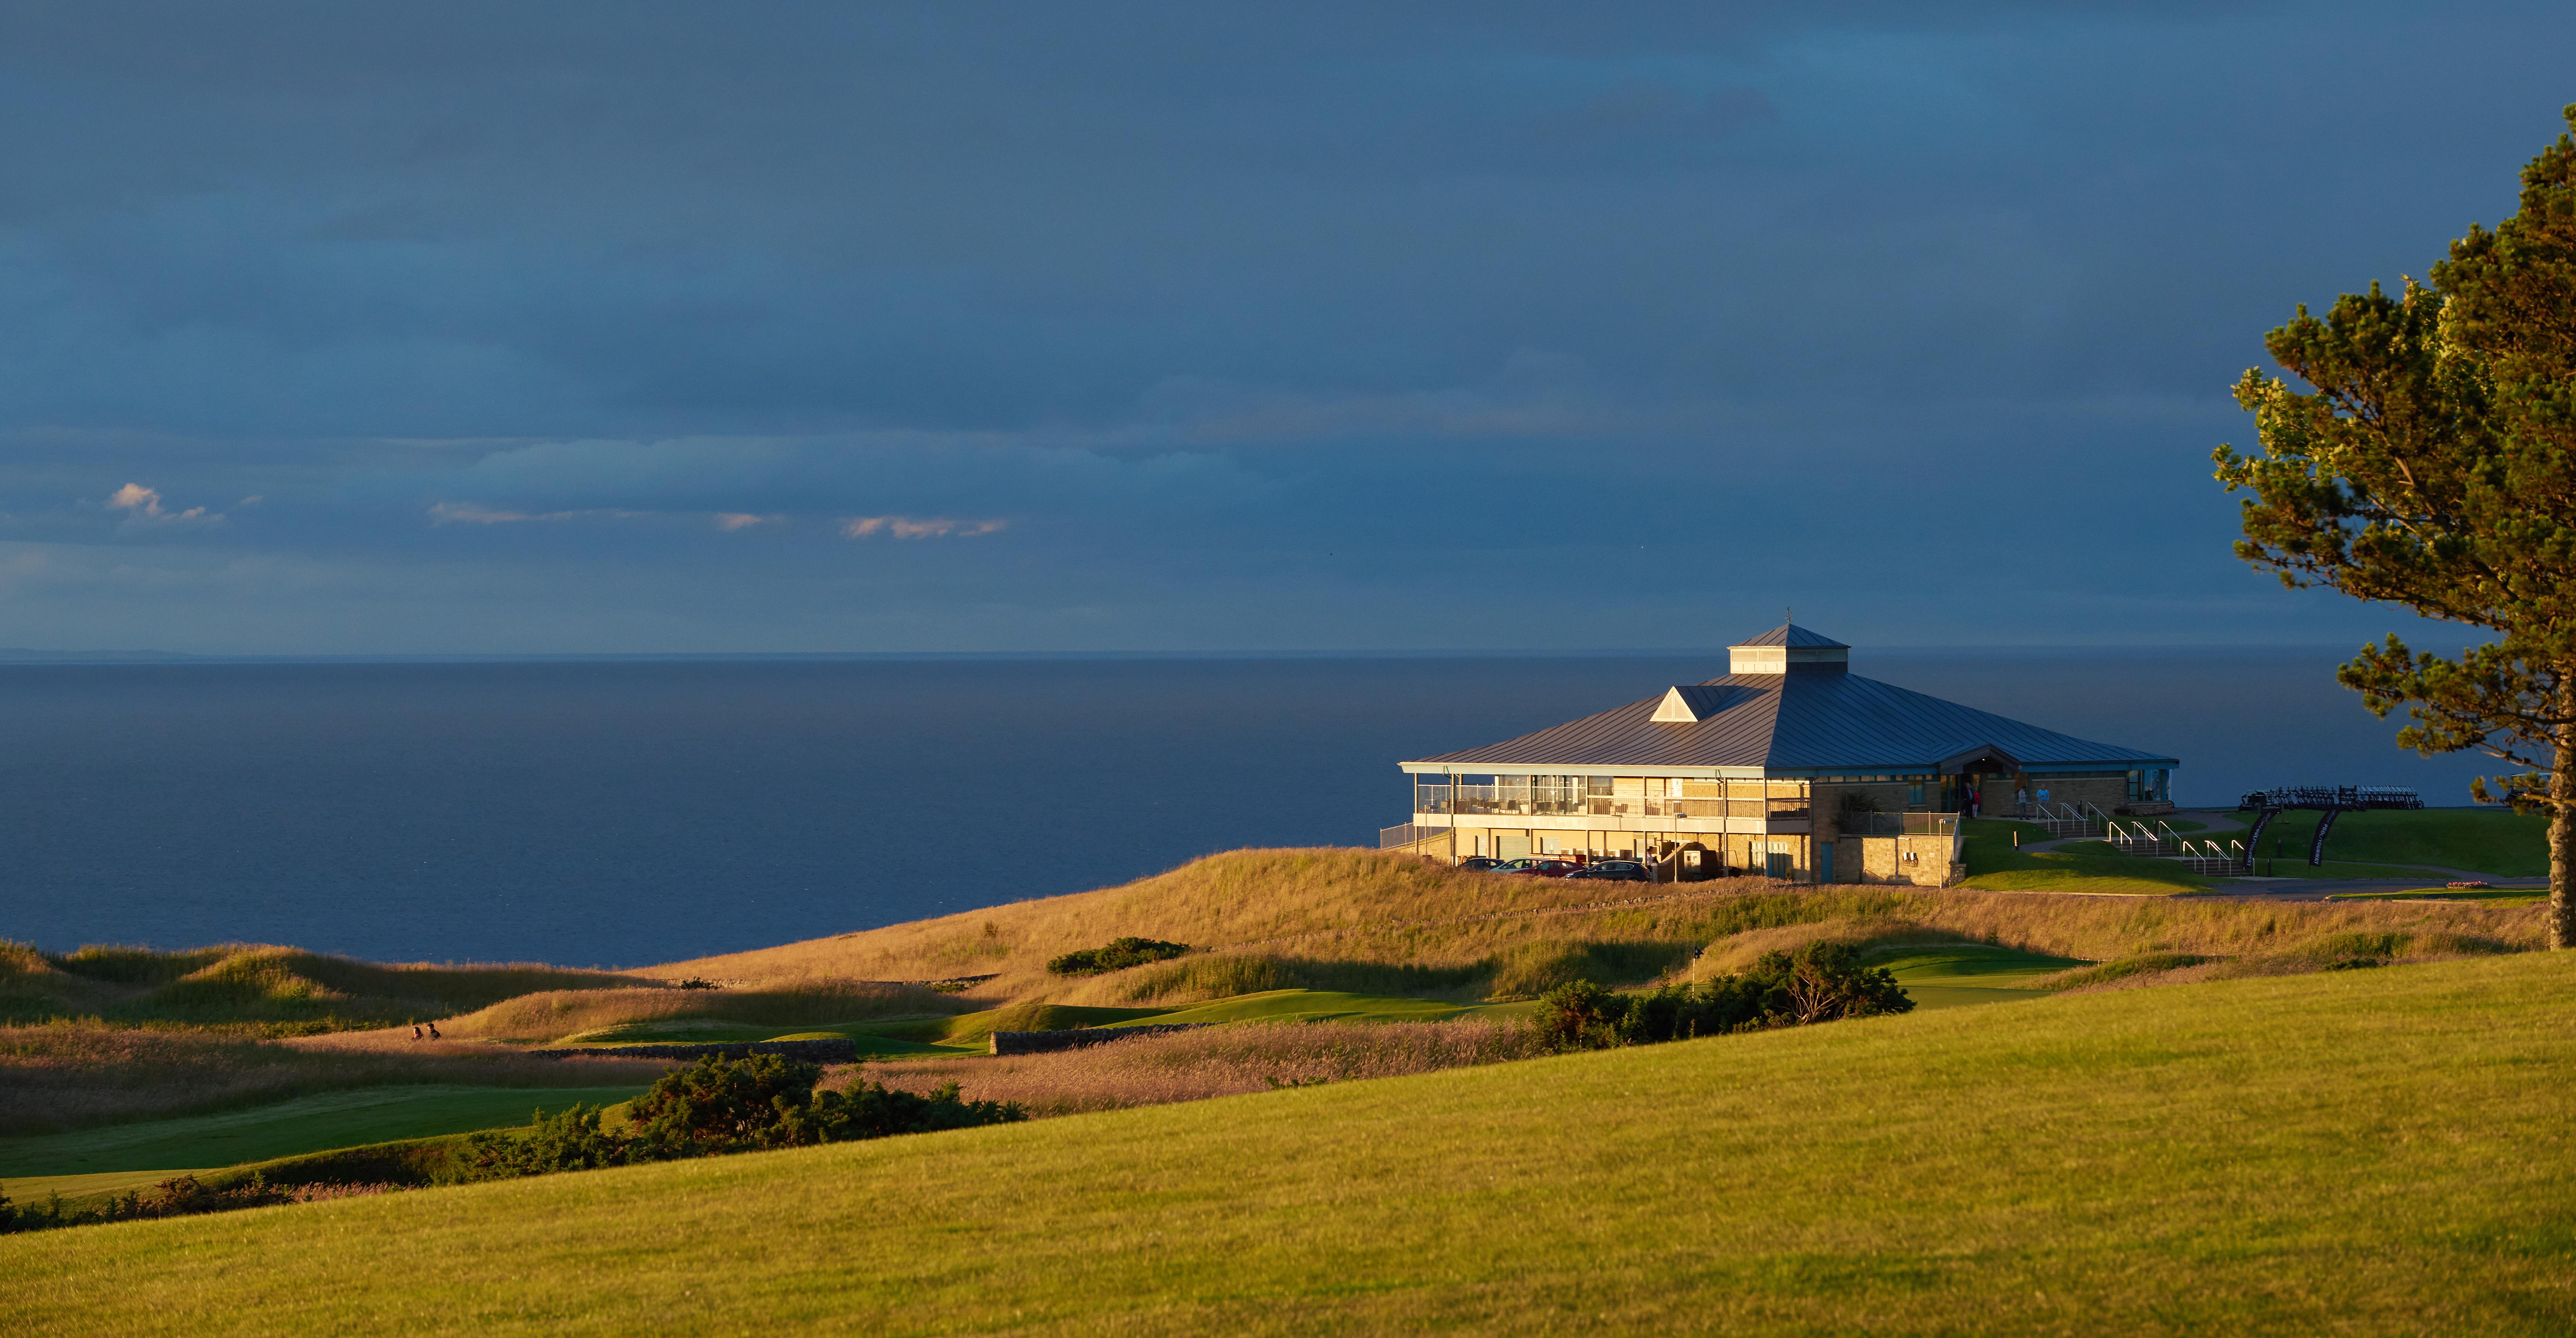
[0,650,2499,968]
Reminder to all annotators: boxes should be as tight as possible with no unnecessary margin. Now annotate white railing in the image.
[1378,823,1450,851]
[2104,819,2181,857]
[2169,838,2246,875]
[2021,802,2105,840]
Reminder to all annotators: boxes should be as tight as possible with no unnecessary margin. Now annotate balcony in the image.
[1411,784,1808,824]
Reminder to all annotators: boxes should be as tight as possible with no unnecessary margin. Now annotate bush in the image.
[1047,937,1195,977]
[1532,944,1912,1051]
[460,1103,633,1177]
[464,1053,1029,1173]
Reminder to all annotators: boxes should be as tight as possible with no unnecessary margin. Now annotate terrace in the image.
[1410,776,1811,823]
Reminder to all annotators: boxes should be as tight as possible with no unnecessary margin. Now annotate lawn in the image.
[0,1084,645,1210]
[15,953,2575,1333]
[1866,943,2089,1010]
[2234,806,2546,876]
[1953,819,2210,894]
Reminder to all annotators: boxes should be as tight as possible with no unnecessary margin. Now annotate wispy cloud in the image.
[108,483,221,525]
[840,516,1009,540]
[713,512,784,532]
[427,503,650,525]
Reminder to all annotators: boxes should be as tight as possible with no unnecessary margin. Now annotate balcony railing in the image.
[1839,812,1960,838]
[1411,784,1807,822]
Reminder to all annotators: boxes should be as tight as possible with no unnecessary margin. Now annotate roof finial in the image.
[1785,604,1792,625]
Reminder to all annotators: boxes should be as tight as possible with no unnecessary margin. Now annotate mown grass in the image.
[1954,819,2211,894]
[0,1022,662,1137]
[0,1085,648,1210]
[2235,806,2547,876]
[12,954,2576,1334]
[1862,943,2088,1010]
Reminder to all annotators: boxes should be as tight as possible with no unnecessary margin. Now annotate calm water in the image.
[0,651,2493,966]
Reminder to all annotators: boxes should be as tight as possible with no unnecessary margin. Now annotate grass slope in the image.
[0,1085,648,1210]
[1953,820,2211,894]
[13,955,2576,1334]
[0,1085,649,1181]
[1868,943,2088,1010]
[2237,807,2547,876]
[0,943,647,1033]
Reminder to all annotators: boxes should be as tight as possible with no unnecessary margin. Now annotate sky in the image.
[0,1,2568,655]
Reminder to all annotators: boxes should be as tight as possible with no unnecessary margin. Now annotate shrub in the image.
[466,1053,1029,1174]
[1533,944,1913,1052]
[1047,937,1194,977]
[460,1103,632,1177]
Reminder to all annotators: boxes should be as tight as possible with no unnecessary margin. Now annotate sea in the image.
[0,650,2502,968]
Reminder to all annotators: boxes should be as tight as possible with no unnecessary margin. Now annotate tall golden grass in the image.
[648,849,1787,1000]
[6,941,656,1032]
[436,981,968,1044]
[856,1018,1550,1116]
[1686,890,2541,977]
[649,850,2553,1008]
[0,1022,664,1136]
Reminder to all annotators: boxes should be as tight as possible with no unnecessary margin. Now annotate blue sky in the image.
[0,1,2566,654]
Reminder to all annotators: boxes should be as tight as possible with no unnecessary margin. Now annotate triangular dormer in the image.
[1651,685,1729,723]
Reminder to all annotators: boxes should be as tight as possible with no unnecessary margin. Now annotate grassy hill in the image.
[641,848,2546,1012]
[11,952,2575,1334]
[0,941,650,1033]
[2236,806,2548,876]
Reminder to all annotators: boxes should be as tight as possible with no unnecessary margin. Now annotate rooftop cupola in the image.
[1728,623,1849,675]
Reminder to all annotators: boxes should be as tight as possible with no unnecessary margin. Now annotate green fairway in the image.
[2235,806,2546,876]
[1107,989,1533,1028]
[1869,942,2090,1010]
[0,1084,645,1205]
[14,954,2575,1333]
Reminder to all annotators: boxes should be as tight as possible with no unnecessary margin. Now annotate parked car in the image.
[1494,858,1578,877]
[1567,860,1650,883]
[1456,856,1506,872]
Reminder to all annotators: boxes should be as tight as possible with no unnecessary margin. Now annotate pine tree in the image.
[2216,106,2576,945]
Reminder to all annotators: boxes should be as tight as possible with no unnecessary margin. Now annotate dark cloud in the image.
[0,1,2564,650]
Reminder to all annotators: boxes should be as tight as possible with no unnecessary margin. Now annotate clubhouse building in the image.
[1385,624,2178,887]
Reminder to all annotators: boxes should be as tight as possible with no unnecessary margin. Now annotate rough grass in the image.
[854,1018,1551,1117]
[0,1022,663,1137]
[1685,888,2540,979]
[434,980,969,1045]
[12,955,2576,1334]
[4,942,651,1033]
[643,848,1725,1000]
[2237,806,2547,876]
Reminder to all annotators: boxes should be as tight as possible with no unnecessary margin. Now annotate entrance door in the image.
[1818,843,1833,884]
[1764,842,1790,879]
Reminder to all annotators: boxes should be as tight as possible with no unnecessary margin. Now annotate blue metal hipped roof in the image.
[1732,622,1846,648]
[1411,670,2176,772]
